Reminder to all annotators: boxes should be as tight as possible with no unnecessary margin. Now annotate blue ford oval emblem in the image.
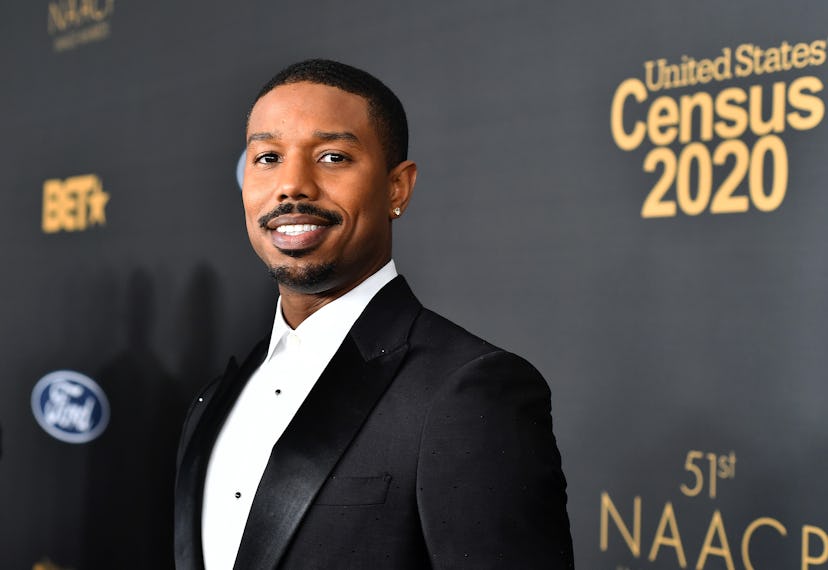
[31,370,110,444]
[236,150,246,191]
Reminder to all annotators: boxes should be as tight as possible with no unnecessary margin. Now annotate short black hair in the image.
[250,59,408,170]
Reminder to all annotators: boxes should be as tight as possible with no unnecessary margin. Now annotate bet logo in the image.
[42,174,109,233]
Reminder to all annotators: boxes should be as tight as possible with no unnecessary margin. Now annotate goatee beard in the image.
[268,262,336,291]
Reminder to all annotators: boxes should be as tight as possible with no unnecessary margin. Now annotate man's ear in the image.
[387,160,417,219]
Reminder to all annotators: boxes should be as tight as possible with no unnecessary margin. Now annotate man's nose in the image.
[276,157,319,201]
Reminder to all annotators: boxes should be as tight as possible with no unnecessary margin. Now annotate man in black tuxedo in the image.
[174,59,573,569]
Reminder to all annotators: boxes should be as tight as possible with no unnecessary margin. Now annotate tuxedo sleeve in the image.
[416,350,574,569]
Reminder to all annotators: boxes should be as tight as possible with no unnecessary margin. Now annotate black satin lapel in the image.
[233,336,408,570]
[174,340,268,570]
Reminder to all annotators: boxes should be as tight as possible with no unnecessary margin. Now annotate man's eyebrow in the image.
[313,130,360,144]
[247,130,360,146]
[247,131,279,145]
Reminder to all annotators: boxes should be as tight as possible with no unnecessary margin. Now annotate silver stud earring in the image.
[393,207,401,216]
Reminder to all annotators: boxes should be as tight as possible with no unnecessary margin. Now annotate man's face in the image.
[243,81,411,296]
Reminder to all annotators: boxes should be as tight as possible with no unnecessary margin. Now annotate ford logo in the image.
[236,149,246,191]
[31,370,110,444]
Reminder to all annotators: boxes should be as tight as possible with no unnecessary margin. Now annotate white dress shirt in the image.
[201,261,398,570]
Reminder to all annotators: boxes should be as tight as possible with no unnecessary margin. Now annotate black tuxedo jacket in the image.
[174,277,573,569]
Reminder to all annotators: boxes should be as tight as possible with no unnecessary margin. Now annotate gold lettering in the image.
[751,45,767,75]
[695,59,713,83]
[749,135,788,212]
[644,60,664,92]
[763,46,782,74]
[810,40,826,66]
[79,0,113,22]
[647,96,679,146]
[47,2,67,34]
[679,92,714,143]
[803,525,828,570]
[67,184,86,230]
[600,492,641,556]
[714,87,748,139]
[663,62,682,89]
[48,0,113,49]
[648,502,687,568]
[749,82,787,136]
[713,48,733,82]
[741,517,787,570]
[42,179,69,233]
[696,510,735,570]
[41,175,108,233]
[735,43,754,78]
[791,42,812,69]
[87,178,109,226]
[63,0,80,28]
[779,41,794,71]
[611,78,648,151]
[787,76,825,131]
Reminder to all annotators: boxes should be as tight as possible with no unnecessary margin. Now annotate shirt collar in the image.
[265,260,398,361]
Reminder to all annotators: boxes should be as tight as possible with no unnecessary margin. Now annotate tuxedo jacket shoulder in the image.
[174,276,573,570]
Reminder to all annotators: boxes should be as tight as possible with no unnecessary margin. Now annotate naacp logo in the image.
[48,0,114,53]
[31,370,110,444]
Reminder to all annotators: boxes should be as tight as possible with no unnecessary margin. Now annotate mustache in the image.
[258,202,343,229]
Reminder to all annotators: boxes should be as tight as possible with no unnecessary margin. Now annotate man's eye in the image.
[255,153,280,164]
[320,153,349,163]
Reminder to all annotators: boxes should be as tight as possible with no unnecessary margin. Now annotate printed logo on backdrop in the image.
[237,150,246,191]
[42,174,110,233]
[610,39,826,218]
[31,370,110,443]
[32,557,72,570]
[600,448,828,569]
[48,0,114,53]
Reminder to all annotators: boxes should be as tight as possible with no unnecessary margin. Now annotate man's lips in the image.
[257,204,343,254]
[265,214,330,231]
[266,214,334,252]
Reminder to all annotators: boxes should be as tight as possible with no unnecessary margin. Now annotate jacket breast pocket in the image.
[314,473,392,506]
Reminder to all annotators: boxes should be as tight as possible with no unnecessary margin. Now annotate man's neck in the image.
[278,289,340,329]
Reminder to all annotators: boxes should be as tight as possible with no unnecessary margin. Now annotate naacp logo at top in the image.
[31,370,110,444]
[48,0,114,53]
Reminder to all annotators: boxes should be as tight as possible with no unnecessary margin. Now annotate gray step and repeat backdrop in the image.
[2,1,827,568]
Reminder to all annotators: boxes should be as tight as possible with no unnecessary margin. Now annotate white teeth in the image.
[276,224,320,236]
